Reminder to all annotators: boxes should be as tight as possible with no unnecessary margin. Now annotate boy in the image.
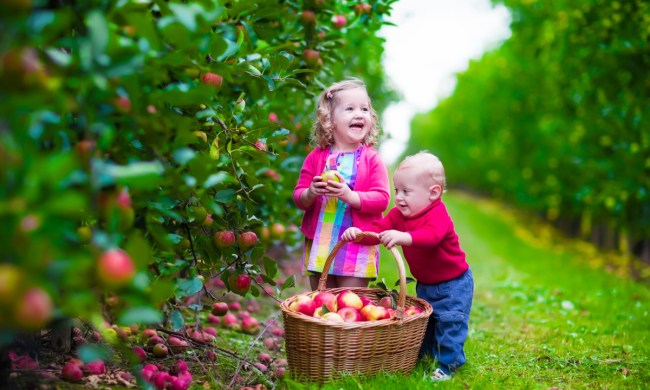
[341,151,473,380]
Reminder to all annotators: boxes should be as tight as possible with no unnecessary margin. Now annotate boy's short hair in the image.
[398,151,447,191]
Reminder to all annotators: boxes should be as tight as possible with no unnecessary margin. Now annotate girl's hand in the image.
[324,172,357,205]
[341,227,362,242]
[308,175,330,198]
[378,230,412,249]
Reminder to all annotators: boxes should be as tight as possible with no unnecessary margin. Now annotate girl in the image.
[293,79,390,290]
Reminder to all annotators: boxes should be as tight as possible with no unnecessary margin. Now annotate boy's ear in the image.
[429,185,442,201]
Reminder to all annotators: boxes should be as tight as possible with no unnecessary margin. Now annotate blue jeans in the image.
[417,268,474,375]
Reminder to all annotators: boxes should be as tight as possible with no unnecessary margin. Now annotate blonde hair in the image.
[398,151,447,192]
[310,78,380,148]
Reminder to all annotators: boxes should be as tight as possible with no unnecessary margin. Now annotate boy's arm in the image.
[352,208,396,245]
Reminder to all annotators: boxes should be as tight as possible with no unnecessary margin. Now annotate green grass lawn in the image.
[282,191,650,389]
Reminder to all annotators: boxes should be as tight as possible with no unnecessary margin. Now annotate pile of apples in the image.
[288,290,423,322]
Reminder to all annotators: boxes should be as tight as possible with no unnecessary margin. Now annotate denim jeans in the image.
[417,268,474,375]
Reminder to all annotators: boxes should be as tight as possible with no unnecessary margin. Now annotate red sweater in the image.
[362,198,468,284]
[293,145,390,239]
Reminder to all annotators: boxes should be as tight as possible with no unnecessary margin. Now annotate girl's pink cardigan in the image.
[292,145,390,239]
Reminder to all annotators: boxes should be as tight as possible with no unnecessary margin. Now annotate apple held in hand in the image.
[337,290,363,310]
[321,170,341,187]
[313,291,337,312]
[337,307,361,322]
[289,294,316,316]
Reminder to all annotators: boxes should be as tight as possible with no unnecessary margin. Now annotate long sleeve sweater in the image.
[293,145,390,239]
[362,198,468,284]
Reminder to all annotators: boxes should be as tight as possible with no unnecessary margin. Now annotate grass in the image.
[280,191,650,389]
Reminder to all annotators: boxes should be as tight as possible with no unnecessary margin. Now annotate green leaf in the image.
[125,232,151,269]
[86,11,110,59]
[170,309,184,331]
[280,275,295,291]
[215,188,237,203]
[168,3,204,32]
[42,191,85,216]
[404,277,416,285]
[78,344,110,364]
[118,307,163,325]
[173,148,196,165]
[263,256,277,279]
[176,277,203,297]
[105,161,165,189]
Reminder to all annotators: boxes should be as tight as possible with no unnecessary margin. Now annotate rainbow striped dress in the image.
[302,147,380,279]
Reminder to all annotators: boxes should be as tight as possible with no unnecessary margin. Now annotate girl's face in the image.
[330,88,372,151]
[393,167,440,218]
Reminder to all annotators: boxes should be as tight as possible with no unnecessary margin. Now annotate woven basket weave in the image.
[280,232,432,383]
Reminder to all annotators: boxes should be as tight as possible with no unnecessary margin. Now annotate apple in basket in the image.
[360,305,389,321]
[289,294,316,316]
[321,312,344,322]
[337,307,361,322]
[313,291,338,312]
[337,290,363,310]
[313,307,325,318]
[360,296,374,307]
[404,306,423,316]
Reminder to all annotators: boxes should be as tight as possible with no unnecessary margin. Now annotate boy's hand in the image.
[341,227,361,242]
[378,230,412,249]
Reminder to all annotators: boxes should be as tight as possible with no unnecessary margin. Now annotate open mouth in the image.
[350,122,364,129]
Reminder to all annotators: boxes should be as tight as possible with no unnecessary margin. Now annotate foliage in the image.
[0,0,397,347]
[406,0,650,247]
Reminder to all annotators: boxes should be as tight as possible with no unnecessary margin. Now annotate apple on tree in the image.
[97,249,136,288]
[228,273,251,296]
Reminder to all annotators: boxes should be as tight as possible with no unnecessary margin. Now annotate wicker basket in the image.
[280,232,433,383]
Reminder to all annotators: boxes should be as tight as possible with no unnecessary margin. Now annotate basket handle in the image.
[317,231,408,319]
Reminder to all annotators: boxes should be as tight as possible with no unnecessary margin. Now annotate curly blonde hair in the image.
[310,79,380,149]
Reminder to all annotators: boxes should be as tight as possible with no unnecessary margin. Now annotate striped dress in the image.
[302,147,379,279]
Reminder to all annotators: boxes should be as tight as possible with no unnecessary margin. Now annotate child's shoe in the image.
[428,368,451,381]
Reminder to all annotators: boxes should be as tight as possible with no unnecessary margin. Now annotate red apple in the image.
[97,249,136,287]
[147,335,165,346]
[378,296,394,310]
[336,290,363,310]
[82,360,106,375]
[200,72,223,88]
[141,328,158,340]
[228,273,251,295]
[241,317,260,335]
[289,294,316,316]
[332,15,347,29]
[152,343,168,358]
[133,347,147,363]
[211,302,229,316]
[313,291,337,312]
[312,307,325,318]
[228,301,241,311]
[268,112,279,123]
[360,305,388,321]
[269,223,286,240]
[221,313,239,329]
[337,307,361,322]
[62,362,83,382]
[236,231,258,250]
[253,140,267,151]
[302,49,321,67]
[213,230,235,248]
[300,10,317,27]
[359,296,374,308]
[321,312,344,322]
[404,306,423,316]
[355,2,372,15]
[168,336,189,353]
[14,287,53,330]
[114,96,131,112]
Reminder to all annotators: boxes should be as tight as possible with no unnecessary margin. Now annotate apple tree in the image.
[0,0,397,354]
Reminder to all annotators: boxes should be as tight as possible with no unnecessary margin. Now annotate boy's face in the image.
[393,166,440,217]
[330,88,372,150]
